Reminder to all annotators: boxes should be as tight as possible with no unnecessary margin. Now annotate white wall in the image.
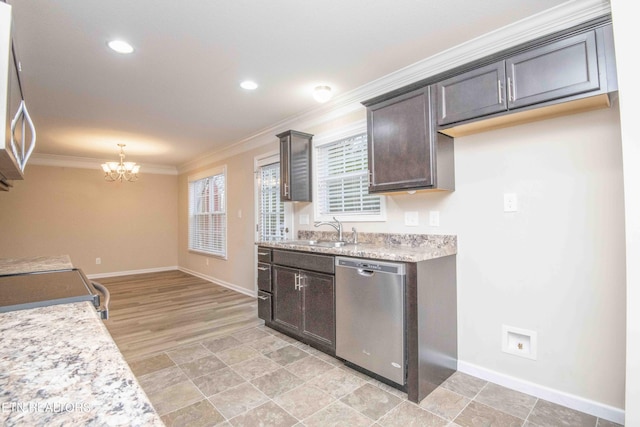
[296,103,627,413]
[610,0,640,425]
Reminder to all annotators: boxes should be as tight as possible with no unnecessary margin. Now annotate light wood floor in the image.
[100,270,262,362]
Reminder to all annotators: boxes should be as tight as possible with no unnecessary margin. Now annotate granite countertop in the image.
[0,255,74,276]
[0,301,164,427]
[258,232,457,262]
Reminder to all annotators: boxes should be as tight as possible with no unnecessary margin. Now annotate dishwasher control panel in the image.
[336,258,405,275]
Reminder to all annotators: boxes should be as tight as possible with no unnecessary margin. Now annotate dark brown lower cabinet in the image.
[273,265,335,351]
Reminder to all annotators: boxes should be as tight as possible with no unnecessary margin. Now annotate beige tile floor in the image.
[128,325,622,427]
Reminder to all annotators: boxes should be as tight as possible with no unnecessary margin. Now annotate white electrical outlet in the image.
[404,211,419,227]
[95,257,101,265]
[504,193,518,212]
[237,209,242,219]
[429,211,440,227]
[299,214,309,225]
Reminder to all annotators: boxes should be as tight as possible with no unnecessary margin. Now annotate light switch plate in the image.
[429,211,440,227]
[405,211,419,227]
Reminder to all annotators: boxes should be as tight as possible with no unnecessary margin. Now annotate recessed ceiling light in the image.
[240,80,258,90]
[108,40,134,54]
[313,85,332,103]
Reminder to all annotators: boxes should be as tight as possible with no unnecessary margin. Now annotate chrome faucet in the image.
[314,216,343,242]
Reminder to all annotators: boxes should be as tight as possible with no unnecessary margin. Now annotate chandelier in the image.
[101,144,141,182]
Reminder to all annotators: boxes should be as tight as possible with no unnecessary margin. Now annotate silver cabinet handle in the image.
[507,77,514,103]
[91,281,110,320]
[498,79,503,104]
[257,295,269,301]
[257,252,269,256]
[10,100,37,172]
[294,273,300,290]
[283,182,289,197]
[257,266,269,271]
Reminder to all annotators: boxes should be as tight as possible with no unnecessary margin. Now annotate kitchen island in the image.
[257,232,458,404]
[0,256,163,427]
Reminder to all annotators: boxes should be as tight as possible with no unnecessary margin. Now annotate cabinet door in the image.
[507,31,599,109]
[367,87,434,193]
[273,266,301,332]
[300,271,335,348]
[436,61,507,126]
[278,131,313,202]
[289,133,312,202]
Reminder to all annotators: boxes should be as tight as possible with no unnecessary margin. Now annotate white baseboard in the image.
[457,361,625,425]
[177,267,256,298]
[87,266,178,280]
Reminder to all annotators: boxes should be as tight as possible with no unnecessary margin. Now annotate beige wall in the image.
[0,165,178,275]
[177,144,277,293]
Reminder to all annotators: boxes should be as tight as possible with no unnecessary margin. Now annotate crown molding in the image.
[29,153,178,176]
[178,0,610,174]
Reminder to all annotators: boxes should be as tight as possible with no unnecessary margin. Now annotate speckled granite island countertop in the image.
[0,255,74,275]
[257,232,457,262]
[0,302,164,427]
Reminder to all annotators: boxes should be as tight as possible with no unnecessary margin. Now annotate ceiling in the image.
[8,0,571,169]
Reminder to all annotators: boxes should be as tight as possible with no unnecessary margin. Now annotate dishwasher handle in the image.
[357,269,376,277]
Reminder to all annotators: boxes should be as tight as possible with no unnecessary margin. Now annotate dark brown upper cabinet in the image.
[436,25,616,131]
[436,62,507,126]
[365,86,454,194]
[277,130,313,202]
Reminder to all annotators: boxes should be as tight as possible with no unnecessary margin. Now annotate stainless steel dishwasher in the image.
[335,257,406,385]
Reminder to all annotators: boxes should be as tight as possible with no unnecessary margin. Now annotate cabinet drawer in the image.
[272,250,334,274]
[257,262,271,292]
[257,290,272,321]
[257,247,272,263]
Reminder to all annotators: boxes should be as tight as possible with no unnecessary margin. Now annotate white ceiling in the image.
[8,0,572,168]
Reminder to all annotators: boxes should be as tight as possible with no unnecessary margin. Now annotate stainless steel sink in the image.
[315,241,349,248]
[284,240,350,248]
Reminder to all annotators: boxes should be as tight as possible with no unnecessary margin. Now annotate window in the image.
[188,166,226,257]
[315,131,384,221]
[258,161,287,241]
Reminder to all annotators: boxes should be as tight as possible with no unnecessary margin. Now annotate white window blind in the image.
[258,162,286,241]
[316,133,382,218]
[188,167,226,257]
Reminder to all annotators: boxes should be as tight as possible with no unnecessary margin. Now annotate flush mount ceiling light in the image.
[313,85,332,103]
[101,144,140,182]
[107,39,134,54]
[240,80,258,90]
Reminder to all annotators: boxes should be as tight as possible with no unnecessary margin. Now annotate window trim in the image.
[313,120,386,222]
[188,165,227,259]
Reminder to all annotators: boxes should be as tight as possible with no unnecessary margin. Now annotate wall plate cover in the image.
[502,325,537,360]
[504,193,518,212]
[429,211,440,227]
[405,211,419,226]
